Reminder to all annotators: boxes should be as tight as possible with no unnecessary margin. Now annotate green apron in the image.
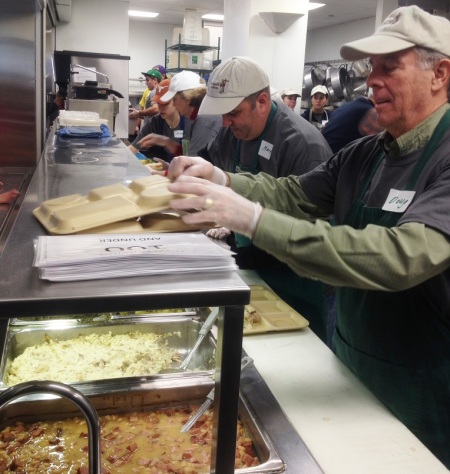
[335,110,450,468]
[233,102,327,342]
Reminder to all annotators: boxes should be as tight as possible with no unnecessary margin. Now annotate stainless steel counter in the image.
[0,167,34,256]
[0,129,322,473]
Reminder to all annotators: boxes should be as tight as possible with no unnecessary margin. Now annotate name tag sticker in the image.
[382,189,416,213]
[174,130,183,139]
[259,140,273,160]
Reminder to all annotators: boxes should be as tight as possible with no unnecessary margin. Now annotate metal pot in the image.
[303,66,326,95]
[353,81,368,96]
[330,67,348,100]
[353,59,369,77]
[325,66,335,88]
[327,84,339,104]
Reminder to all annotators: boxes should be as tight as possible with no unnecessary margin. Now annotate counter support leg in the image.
[211,305,244,474]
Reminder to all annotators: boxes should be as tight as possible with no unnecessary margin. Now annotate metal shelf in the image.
[165,34,221,75]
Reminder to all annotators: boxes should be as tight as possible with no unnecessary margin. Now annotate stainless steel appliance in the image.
[53,50,130,138]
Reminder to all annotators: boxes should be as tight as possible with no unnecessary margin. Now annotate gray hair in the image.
[414,47,450,101]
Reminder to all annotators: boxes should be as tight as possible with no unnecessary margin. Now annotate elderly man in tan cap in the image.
[167,6,450,467]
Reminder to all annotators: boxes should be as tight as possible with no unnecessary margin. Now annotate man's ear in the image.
[432,58,450,93]
[257,91,271,107]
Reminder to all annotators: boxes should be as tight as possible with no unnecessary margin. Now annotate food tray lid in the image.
[32,175,194,235]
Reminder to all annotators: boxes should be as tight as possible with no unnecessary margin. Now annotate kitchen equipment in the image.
[180,355,254,432]
[353,59,370,77]
[325,66,335,88]
[0,315,216,390]
[179,307,220,370]
[330,66,348,100]
[66,64,124,131]
[0,381,101,474]
[0,377,285,473]
[69,81,124,100]
[353,81,369,96]
[303,66,326,95]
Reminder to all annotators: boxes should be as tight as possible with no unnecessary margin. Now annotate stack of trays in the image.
[32,175,198,235]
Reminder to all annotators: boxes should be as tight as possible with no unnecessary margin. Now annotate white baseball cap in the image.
[281,88,301,98]
[340,5,450,61]
[311,85,328,97]
[199,56,270,115]
[160,70,205,102]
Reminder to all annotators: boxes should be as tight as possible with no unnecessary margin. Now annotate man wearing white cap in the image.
[137,71,221,160]
[161,70,221,157]
[301,85,332,130]
[167,6,450,467]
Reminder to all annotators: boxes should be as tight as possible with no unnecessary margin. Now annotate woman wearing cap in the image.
[138,70,221,161]
[129,79,191,164]
[281,88,301,111]
[301,85,333,130]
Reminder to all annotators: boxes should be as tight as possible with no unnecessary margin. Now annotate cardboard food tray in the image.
[32,175,192,235]
[244,285,309,335]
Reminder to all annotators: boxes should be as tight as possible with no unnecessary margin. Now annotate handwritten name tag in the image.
[382,189,416,213]
[174,130,184,138]
[259,140,273,160]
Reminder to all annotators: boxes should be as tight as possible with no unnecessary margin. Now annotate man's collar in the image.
[379,103,450,155]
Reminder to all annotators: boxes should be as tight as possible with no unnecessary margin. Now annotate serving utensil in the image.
[179,307,220,371]
[180,356,254,432]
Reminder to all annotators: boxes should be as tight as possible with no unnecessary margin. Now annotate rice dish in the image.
[6,331,180,385]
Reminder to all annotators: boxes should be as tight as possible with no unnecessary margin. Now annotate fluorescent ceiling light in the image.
[128,10,159,18]
[202,14,224,21]
[308,3,326,11]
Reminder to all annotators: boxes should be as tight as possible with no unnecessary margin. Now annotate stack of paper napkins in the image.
[33,232,237,282]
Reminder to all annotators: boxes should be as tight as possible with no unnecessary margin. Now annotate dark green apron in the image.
[233,102,328,342]
[335,110,450,468]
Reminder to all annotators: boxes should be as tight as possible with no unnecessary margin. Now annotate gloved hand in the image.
[169,176,262,238]
[168,156,227,185]
[206,227,232,240]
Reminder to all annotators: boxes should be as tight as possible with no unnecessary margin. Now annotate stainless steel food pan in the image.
[0,379,285,473]
[0,315,216,393]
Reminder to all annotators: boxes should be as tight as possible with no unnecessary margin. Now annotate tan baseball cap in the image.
[199,56,270,115]
[340,5,450,61]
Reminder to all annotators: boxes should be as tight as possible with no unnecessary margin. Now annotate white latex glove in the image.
[168,155,227,185]
[169,176,262,238]
[206,227,232,240]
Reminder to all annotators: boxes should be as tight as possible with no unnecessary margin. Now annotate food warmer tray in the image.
[0,377,285,473]
[0,315,216,395]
